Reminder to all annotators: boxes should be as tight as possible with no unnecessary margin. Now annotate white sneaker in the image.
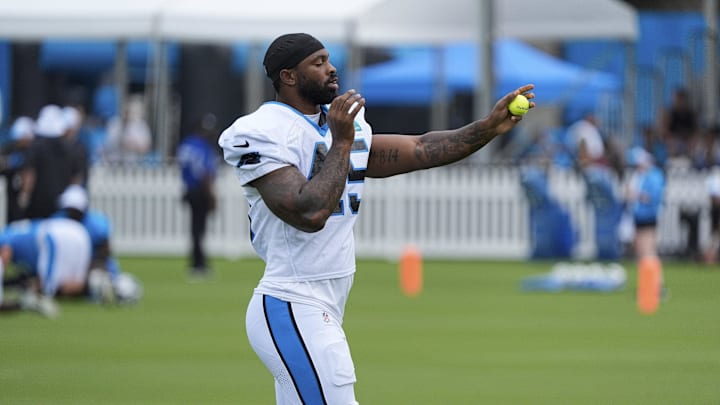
[20,291,60,319]
[88,269,116,305]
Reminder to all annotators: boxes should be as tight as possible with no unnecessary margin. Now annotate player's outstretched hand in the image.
[327,89,365,145]
[486,84,535,135]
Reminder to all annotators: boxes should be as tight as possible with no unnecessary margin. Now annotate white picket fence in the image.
[70,163,713,261]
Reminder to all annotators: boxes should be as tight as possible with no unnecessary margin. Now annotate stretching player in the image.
[218,33,534,404]
[53,184,142,304]
[0,217,91,318]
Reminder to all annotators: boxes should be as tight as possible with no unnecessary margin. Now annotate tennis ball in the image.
[508,94,529,116]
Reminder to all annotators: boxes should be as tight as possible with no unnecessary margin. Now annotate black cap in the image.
[263,33,325,82]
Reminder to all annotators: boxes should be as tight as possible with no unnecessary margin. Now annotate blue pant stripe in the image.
[42,233,56,295]
[263,295,326,405]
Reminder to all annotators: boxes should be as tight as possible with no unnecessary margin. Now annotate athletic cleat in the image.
[20,291,60,319]
[113,273,143,304]
[88,268,116,305]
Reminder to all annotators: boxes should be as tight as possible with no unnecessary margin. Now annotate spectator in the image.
[624,147,666,261]
[567,112,625,175]
[0,117,35,223]
[692,125,720,170]
[177,113,219,278]
[567,112,607,171]
[659,87,699,161]
[103,95,152,164]
[640,124,668,170]
[568,112,624,259]
[24,105,76,219]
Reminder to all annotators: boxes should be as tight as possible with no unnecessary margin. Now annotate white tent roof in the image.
[156,0,384,44]
[496,0,638,41]
[0,0,637,43]
[357,0,638,44]
[0,0,385,43]
[0,0,164,41]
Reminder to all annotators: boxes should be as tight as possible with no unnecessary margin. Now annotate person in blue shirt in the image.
[624,146,666,260]
[0,216,91,317]
[177,113,219,278]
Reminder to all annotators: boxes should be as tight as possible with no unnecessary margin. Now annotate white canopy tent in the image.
[357,0,637,44]
[0,0,387,43]
[151,0,639,132]
[0,0,164,41]
[0,0,638,42]
[0,0,640,153]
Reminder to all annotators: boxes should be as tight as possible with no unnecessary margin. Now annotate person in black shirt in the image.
[660,87,698,159]
[23,105,76,219]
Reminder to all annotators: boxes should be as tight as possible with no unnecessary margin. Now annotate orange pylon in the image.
[399,245,423,297]
[637,255,662,315]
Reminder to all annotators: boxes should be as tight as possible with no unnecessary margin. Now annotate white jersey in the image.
[568,119,605,160]
[219,102,372,315]
[0,217,91,297]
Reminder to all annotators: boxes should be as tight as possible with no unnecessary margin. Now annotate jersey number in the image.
[309,139,367,215]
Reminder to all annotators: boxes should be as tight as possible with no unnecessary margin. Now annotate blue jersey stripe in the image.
[42,233,57,295]
[263,295,326,405]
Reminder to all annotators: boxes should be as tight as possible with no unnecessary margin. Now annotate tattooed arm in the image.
[249,90,365,232]
[366,85,534,178]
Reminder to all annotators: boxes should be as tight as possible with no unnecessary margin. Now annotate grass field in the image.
[1,257,719,404]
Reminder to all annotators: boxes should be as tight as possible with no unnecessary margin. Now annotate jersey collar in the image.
[265,101,329,137]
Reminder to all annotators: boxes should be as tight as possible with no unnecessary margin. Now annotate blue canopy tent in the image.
[357,39,621,113]
[39,40,179,80]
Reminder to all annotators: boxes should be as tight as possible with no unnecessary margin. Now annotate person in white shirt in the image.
[567,112,606,169]
[219,32,534,405]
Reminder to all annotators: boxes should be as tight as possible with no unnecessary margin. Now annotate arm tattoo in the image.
[307,143,350,213]
[368,147,400,167]
[416,121,496,165]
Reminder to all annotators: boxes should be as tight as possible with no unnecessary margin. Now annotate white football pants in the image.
[246,293,359,405]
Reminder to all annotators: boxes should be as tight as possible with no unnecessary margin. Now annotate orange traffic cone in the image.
[399,245,423,297]
[637,255,662,315]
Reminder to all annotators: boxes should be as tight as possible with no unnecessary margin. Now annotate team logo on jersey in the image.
[322,312,330,323]
[354,122,362,132]
[236,152,261,167]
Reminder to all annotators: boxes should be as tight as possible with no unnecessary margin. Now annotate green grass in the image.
[1,257,719,404]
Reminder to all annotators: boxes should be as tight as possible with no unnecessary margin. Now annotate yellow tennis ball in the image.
[508,94,529,116]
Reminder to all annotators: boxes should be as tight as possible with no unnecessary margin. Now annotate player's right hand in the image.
[327,89,365,144]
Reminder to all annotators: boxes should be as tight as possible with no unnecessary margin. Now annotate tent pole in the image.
[431,46,449,130]
[345,20,362,93]
[152,40,170,161]
[150,39,162,158]
[245,43,264,112]
[704,0,718,128]
[623,41,636,147]
[475,0,494,121]
[472,0,494,163]
[114,40,128,124]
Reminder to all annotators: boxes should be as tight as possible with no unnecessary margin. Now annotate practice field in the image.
[1,257,719,404]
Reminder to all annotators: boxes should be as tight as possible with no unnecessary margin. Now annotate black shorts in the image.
[712,206,720,230]
[634,219,657,230]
